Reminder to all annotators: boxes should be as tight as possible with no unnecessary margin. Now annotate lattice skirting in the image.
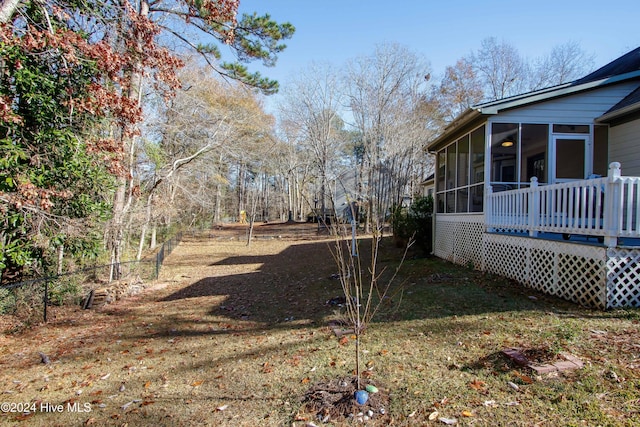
[434,215,484,269]
[606,248,640,308]
[484,234,607,309]
[435,215,640,308]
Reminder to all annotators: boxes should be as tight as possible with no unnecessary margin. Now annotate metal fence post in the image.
[43,280,49,323]
[156,246,163,279]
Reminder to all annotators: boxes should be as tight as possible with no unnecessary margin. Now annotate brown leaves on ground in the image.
[2,222,640,426]
[469,379,487,391]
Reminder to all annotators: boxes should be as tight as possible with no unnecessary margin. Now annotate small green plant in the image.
[391,195,433,253]
[48,277,82,306]
[0,287,15,315]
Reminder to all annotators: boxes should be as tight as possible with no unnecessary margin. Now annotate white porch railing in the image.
[486,162,640,247]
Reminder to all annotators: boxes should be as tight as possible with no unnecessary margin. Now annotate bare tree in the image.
[529,41,596,90]
[278,62,346,222]
[435,59,484,121]
[136,65,274,255]
[344,43,432,231]
[469,37,529,100]
[272,123,314,221]
[460,38,595,105]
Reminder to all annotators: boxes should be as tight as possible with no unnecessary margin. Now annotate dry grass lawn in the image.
[1,222,639,426]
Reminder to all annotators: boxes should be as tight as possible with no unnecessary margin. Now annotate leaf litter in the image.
[1,223,640,426]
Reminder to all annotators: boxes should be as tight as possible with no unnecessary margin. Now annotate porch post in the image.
[486,185,494,232]
[603,162,621,248]
[528,177,539,237]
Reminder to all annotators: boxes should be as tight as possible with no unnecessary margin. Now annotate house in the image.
[426,47,640,309]
[420,173,435,198]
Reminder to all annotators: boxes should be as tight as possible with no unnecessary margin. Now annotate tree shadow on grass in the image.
[159,239,343,327]
[156,233,610,338]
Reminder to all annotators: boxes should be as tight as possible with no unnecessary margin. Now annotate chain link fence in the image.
[0,232,182,324]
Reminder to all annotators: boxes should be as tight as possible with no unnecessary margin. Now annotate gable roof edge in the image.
[479,70,640,115]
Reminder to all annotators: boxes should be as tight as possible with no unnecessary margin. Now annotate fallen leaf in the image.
[433,397,450,408]
[13,413,34,421]
[461,410,474,417]
[191,380,203,387]
[469,379,486,391]
[513,371,534,384]
[428,410,439,420]
[301,377,310,384]
[339,336,348,346]
[144,381,151,389]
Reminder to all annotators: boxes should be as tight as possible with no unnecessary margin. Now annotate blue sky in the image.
[237,0,639,94]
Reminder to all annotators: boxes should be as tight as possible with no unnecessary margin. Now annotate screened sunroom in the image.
[427,46,640,309]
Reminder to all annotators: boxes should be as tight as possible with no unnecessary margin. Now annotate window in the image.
[553,124,589,134]
[436,151,446,213]
[491,123,549,189]
[435,125,485,213]
[470,127,484,212]
[456,135,470,187]
[446,143,456,190]
[471,127,484,185]
[520,124,548,183]
[436,152,445,189]
[491,123,518,189]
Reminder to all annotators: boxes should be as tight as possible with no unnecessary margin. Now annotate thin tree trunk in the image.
[215,180,222,224]
[109,0,149,278]
[0,0,20,23]
[56,244,64,275]
[136,192,153,260]
[246,192,258,246]
[150,224,157,249]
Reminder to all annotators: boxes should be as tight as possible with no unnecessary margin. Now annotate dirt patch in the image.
[299,376,390,424]
[520,346,561,365]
